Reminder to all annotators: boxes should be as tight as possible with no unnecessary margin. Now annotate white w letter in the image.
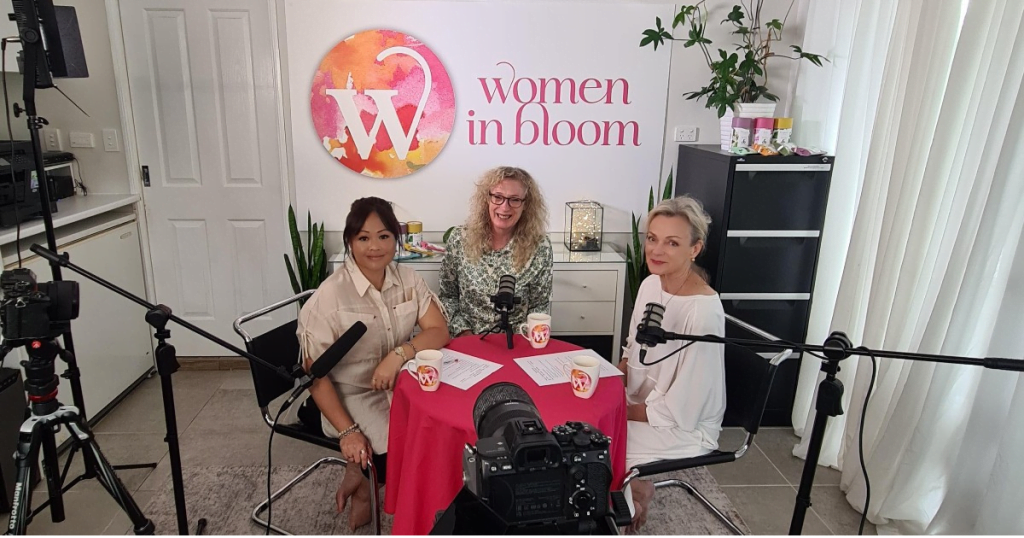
[326,46,432,160]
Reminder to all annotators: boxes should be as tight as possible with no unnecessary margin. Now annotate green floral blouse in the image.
[439,226,553,335]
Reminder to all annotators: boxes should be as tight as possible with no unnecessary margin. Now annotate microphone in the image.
[489,274,521,313]
[281,321,367,413]
[635,302,667,364]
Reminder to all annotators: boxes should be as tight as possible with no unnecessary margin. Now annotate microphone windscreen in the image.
[309,321,367,379]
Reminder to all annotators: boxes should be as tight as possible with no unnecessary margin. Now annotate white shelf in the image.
[0,193,140,246]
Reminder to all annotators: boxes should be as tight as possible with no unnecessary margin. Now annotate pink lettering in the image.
[538,78,578,104]
[580,78,603,104]
[578,120,601,146]
[602,121,640,146]
[552,120,575,146]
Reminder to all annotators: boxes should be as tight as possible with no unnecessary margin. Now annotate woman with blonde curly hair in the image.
[439,166,553,336]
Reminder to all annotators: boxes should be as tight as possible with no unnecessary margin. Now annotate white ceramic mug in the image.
[405,349,443,391]
[518,313,552,349]
[562,355,600,399]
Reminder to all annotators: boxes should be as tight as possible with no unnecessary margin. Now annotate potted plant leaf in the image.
[641,1,827,148]
[626,171,674,304]
[284,204,327,305]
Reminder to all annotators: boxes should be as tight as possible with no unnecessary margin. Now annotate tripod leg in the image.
[39,428,65,523]
[7,421,43,535]
[65,421,155,535]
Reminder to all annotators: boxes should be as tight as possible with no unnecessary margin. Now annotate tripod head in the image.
[0,337,70,416]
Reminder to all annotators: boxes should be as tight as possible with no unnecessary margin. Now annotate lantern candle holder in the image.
[564,201,603,252]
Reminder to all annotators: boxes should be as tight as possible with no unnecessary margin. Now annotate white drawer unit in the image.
[329,240,627,360]
[551,270,619,302]
[552,301,617,333]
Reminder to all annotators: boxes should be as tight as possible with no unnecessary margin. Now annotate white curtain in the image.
[789,0,1024,534]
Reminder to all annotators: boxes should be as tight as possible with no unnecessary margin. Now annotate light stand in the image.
[639,327,1024,535]
[31,243,301,535]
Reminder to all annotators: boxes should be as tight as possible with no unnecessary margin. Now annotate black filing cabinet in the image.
[676,145,834,426]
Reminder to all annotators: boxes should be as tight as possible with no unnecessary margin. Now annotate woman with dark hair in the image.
[296,197,450,529]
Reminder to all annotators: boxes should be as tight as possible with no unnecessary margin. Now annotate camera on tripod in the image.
[434,382,630,534]
[0,267,78,342]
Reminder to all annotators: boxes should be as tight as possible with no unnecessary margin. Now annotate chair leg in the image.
[654,479,744,535]
[253,457,383,535]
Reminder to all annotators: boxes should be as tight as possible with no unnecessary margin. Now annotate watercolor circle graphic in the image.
[310,29,455,178]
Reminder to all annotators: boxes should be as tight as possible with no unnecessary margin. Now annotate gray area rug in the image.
[142,465,749,535]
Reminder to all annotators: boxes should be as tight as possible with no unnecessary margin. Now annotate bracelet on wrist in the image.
[338,423,361,439]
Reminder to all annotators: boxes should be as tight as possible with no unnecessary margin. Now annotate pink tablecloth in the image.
[384,334,627,535]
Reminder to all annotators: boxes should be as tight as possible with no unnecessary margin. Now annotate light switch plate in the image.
[43,128,62,151]
[102,129,119,152]
[69,132,95,148]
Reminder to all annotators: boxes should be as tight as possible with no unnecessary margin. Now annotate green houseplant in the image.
[641,1,827,118]
[626,171,674,304]
[284,205,327,303]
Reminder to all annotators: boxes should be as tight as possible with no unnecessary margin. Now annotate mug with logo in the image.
[405,349,443,391]
[518,313,552,349]
[562,355,600,399]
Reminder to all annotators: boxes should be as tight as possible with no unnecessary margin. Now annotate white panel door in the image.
[120,0,291,355]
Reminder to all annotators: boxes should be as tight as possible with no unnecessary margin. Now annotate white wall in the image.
[285,0,675,237]
[280,0,811,241]
[0,0,130,195]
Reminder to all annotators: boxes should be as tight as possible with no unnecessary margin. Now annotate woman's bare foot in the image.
[348,476,372,531]
[628,479,655,533]
[336,467,363,513]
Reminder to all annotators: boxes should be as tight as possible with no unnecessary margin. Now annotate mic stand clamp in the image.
[145,305,208,536]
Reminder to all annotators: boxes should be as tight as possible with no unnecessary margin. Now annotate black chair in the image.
[621,314,794,535]
[233,291,382,535]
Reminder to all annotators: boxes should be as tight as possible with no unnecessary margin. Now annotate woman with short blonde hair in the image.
[619,195,726,531]
[439,166,553,336]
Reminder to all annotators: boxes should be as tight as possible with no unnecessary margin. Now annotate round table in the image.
[384,334,627,535]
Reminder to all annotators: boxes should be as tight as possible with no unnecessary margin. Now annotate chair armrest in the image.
[724,313,794,366]
[633,451,737,477]
[233,289,315,342]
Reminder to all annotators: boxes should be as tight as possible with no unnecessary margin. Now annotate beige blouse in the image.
[296,259,439,450]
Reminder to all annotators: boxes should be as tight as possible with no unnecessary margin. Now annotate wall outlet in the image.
[102,129,120,152]
[43,128,62,151]
[674,125,699,143]
[69,132,95,148]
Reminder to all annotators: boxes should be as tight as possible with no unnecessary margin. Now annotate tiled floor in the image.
[8,370,875,535]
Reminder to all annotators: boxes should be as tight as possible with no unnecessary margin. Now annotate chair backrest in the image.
[245,320,302,409]
[234,290,314,409]
[722,315,789,435]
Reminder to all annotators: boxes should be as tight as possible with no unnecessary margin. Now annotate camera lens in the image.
[472,382,544,439]
[39,281,80,321]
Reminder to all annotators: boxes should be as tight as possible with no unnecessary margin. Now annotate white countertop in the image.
[0,194,140,246]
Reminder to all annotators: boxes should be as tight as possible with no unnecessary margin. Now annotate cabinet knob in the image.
[582,285,588,289]
[580,315,586,320]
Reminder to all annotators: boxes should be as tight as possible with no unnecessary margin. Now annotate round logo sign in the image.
[310,29,455,178]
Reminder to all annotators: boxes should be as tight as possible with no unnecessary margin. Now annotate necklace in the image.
[660,264,694,311]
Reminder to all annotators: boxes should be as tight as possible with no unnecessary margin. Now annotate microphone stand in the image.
[638,325,1024,535]
[480,306,515,350]
[31,244,300,535]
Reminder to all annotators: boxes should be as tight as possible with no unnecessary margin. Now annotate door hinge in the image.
[141,165,150,187]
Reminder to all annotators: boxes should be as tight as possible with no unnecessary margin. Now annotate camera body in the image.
[0,268,78,342]
[463,419,613,530]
